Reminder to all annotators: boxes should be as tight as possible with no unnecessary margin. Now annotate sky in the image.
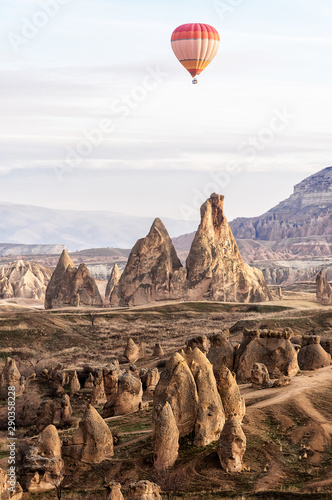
[0,0,332,223]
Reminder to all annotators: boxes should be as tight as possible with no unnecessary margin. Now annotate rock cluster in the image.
[104,371,143,417]
[298,335,331,370]
[45,249,103,309]
[21,425,64,493]
[236,330,299,382]
[154,352,198,437]
[153,347,231,469]
[127,480,161,499]
[0,260,52,300]
[110,195,271,306]
[63,405,113,463]
[186,335,210,354]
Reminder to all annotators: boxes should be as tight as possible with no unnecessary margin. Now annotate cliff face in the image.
[230,167,332,241]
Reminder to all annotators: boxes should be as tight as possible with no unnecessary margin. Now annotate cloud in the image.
[0,0,331,220]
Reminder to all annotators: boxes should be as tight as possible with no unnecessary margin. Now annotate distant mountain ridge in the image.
[0,202,198,251]
[172,167,332,285]
[230,166,332,241]
[173,167,332,257]
[0,243,65,257]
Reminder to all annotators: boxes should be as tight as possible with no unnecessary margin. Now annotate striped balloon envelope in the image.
[171,23,220,83]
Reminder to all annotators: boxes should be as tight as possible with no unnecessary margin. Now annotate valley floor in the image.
[1,286,332,498]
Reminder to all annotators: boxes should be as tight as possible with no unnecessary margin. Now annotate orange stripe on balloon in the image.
[171,23,220,79]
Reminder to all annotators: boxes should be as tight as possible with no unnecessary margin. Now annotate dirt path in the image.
[243,365,332,409]
[115,432,152,450]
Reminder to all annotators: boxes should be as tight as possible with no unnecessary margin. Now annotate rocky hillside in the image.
[230,166,332,241]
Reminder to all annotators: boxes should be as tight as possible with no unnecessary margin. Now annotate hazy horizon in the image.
[1,0,331,222]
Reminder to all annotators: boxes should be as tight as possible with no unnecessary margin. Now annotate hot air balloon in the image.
[171,23,220,84]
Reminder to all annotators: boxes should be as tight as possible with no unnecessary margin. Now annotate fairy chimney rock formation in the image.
[186,194,271,302]
[22,425,64,493]
[153,402,179,470]
[0,357,25,400]
[84,372,95,389]
[251,363,272,388]
[36,400,56,432]
[63,405,114,463]
[105,264,121,301]
[60,394,73,426]
[91,372,107,405]
[44,249,73,308]
[183,347,225,446]
[154,352,198,437]
[70,371,81,396]
[207,332,235,375]
[45,249,103,309]
[110,218,184,306]
[217,367,245,423]
[141,368,160,392]
[103,360,121,400]
[124,338,140,363]
[153,343,164,357]
[107,482,124,500]
[316,271,332,304]
[217,416,246,472]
